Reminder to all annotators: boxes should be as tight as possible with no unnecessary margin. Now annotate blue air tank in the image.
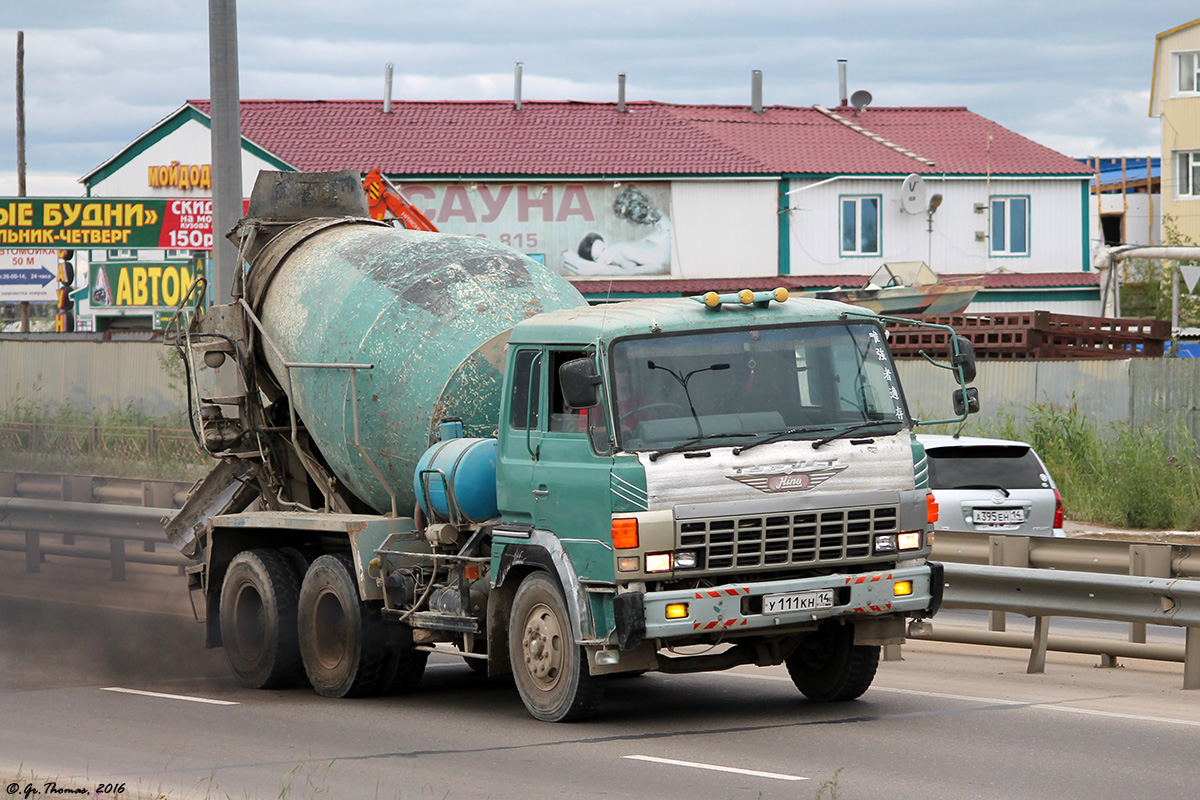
[243,217,584,515]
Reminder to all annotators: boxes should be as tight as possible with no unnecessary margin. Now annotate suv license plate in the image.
[763,589,835,615]
[973,508,1026,525]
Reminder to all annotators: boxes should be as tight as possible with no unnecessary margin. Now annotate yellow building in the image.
[1150,17,1200,245]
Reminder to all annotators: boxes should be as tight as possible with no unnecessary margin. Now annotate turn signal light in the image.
[612,518,639,549]
[893,580,914,597]
[665,603,689,619]
[926,492,939,523]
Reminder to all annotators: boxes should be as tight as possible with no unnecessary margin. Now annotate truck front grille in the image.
[678,505,898,572]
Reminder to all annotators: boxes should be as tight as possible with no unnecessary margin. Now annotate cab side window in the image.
[510,349,541,430]
[549,350,588,434]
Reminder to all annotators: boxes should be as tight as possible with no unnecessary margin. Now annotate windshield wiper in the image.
[812,420,904,450]
[731,426,837,456]
[648,432,755,462]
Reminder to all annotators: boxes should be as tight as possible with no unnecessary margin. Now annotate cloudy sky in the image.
[0,1,1195,196]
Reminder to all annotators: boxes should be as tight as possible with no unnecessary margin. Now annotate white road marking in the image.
[726,670,1200,728]
[622,754,807,782]
[101,687,238,706]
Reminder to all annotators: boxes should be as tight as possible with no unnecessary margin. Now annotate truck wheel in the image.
[297,554,392,698]
[509,572,605,722]
[785,621,879,702]
[219,549,304,689]
[381,623,429,694]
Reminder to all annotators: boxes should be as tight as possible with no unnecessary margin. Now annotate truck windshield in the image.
[610,322,908,452]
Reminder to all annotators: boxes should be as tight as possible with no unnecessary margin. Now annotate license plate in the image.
[763,589,835,615]
[973,507,1026,525]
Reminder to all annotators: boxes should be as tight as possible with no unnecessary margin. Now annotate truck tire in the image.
[785,621,879,702]
[219,549,304,689]
[297,554,392,698]
[381,623,429,694]
[509,572,605,722]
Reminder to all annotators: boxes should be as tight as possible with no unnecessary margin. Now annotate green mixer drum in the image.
[250,220,585,514]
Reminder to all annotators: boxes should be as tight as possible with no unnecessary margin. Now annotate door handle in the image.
[532,488,549,496]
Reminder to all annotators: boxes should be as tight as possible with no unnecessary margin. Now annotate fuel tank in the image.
[243,214,584,514]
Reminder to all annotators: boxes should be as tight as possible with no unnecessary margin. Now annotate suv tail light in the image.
[1053,488,1064,529]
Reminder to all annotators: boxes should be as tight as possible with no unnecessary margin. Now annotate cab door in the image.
[496,347,543,526]
[530,350,615,581]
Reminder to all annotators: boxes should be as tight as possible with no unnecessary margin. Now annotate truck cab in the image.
[482,291,948,719]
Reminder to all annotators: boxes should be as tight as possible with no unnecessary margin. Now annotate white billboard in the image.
[0,249,59,303]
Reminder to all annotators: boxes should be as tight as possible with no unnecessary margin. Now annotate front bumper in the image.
[638,562,940,640]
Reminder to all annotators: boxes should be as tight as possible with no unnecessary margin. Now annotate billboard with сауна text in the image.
[398,182,672,277]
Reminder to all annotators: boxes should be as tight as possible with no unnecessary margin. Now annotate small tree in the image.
[1120,214,1200,326]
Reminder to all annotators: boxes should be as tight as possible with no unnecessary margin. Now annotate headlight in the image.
[874,533,898,554]
[674,551,698,569]
[644,553,672,573]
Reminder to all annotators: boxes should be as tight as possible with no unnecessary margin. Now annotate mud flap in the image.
[614,591,646,651]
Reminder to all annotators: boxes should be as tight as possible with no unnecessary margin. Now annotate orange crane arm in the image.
[363,168,438,232]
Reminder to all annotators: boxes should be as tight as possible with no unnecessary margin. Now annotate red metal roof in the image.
[569,272,1099,296]
[187,100,1090,178]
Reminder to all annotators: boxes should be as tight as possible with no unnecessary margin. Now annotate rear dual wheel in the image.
[219,549,304,689]
[298,553,426,697]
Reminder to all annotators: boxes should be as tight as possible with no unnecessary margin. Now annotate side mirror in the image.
[559,358,602,409]
[952,386,980,416]
[952,335,977,384]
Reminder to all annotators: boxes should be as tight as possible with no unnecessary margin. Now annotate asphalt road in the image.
[1,551,1197,800]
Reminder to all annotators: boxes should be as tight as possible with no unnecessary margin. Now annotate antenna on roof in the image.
[514,62,523,112]
[383,62,393,114]
[851,89,872,115]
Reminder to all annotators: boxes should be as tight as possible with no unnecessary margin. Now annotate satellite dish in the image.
[850,89,872,112]
[900,173,927,215]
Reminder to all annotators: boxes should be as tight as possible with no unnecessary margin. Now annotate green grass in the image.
[0,399,210,482]
[933,401,1200,531]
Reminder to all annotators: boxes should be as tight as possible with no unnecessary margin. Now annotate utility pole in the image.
[208,0,243,306]
[16,30,29,332]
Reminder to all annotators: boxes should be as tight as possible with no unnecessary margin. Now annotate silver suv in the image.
[917,434,1065,538]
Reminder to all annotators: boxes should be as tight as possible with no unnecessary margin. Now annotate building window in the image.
[106,249,135,260]
[840,196,880,256]
[1176,51,1200,95]
[1176,151,1200,198]
[990,197,1029,256]
[164,249,187,259]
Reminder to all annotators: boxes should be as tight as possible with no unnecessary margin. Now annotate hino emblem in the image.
[728,460,847,493]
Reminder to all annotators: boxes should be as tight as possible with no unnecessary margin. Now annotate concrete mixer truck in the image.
[166,170,979,722]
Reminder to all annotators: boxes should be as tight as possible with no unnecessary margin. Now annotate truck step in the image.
[400,610,480,634]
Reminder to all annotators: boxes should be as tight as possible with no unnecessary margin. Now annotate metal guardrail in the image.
[0,471,195,580]
[3,470,1200,688]
[926,530,1200,689]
